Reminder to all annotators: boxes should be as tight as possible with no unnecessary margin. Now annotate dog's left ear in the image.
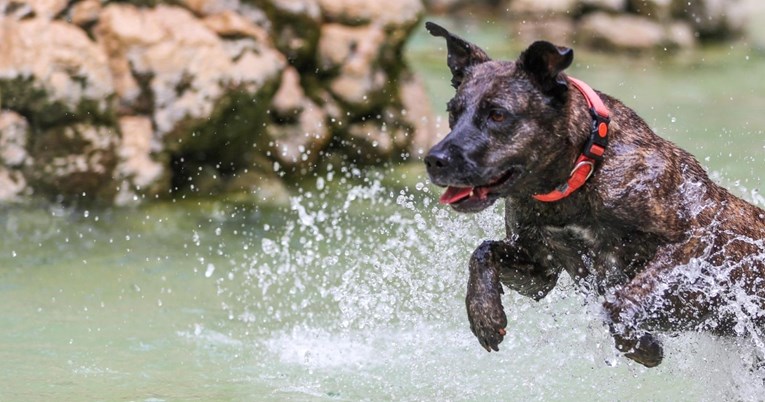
[426,21,491,89]
[519,41,574,100]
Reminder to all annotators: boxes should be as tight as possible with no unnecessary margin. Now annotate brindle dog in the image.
[423,22,765,367]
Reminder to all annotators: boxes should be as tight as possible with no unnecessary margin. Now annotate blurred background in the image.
[2,1,765,401]
[1,0,763,205]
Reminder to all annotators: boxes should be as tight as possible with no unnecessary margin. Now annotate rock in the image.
[114,116,167,205]
[202,10,270,43]
[665,21,695,48]
[181,0,243,16]
[424,0,476,14]
[268,100,330,168]
[271,67,305,118]
[69,0,102,27]
[515,16,576,45]
[264,0,322,66]
[0,18,114,126]
[0,111,30,201]
[509,0,579,15]
[0,169,27,201]
[27,124,119,201]
[318,23,387,110]
[578,12,666,50]
[94,4,285,136]
[1,0,68,19]
[399,74,438,159]
[316,0,423,27]
[0,0,433,204]
[628,0,671,20]
[581,0,627,12]
[671,0,747,39]
[0,111,30,168]
[226,171,290,205]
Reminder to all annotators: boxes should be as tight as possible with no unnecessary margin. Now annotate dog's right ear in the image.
[519,41,574,100]
[425,22,491,89]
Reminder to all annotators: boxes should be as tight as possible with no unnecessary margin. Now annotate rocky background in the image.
[0,0,754,205]
[427,0,749,50]
[0,0,433,204]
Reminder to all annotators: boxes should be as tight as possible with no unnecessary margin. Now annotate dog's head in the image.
[424,22,577,213]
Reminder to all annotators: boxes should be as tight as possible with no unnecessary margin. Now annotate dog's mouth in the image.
[438,168,520,210]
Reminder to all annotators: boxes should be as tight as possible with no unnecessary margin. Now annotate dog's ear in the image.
[426,21,491,89]
[519,41,573,100]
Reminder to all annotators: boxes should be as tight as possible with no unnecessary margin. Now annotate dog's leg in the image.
[466,240,559,351]
[602,246,686,367]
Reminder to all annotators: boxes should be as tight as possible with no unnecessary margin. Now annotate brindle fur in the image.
[424,22,765,367]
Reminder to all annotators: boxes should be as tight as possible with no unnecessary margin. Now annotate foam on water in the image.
[211,168,765,401]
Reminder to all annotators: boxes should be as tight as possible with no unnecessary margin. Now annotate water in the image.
[3,19,765,401]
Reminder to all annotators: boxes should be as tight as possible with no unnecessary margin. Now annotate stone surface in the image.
[268,100,330,168]
[94,4,285,136]
[0,111,30,201]
[0,0,431,204]
[316,0,423,27]
[509,0,579,14]
[579,12,666,50]
[318,23,387,110]
[1,0,68,19]
[271,67,305,118]
[0,111,29,168]
[114,115,166,205]
[581,0,627,12]
[400,74,438,158]
[671,0,747,39]
[27,124,119,201]
[0,18,114,122]
[69,0,102,27]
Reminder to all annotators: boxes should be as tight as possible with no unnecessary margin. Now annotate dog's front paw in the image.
[615,333,664,368]
[466,290,507,352]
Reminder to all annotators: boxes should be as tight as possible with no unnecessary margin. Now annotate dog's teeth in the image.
[469,190,474,197]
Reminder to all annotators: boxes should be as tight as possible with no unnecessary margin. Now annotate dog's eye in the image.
[488,109,506,123]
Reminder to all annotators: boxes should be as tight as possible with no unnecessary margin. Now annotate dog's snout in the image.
[424,149,450,172]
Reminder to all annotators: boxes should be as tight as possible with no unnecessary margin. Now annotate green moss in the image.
[0,76,116,128]
[168,77,280,195]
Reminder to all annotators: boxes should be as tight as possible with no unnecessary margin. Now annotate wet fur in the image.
[424,22,765,367]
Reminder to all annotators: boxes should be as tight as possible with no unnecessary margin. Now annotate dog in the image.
[423,21,765,367]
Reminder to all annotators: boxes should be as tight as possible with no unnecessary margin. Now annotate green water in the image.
[2,18,765,401]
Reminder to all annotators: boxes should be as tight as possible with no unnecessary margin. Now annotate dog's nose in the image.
[424,149,450,172]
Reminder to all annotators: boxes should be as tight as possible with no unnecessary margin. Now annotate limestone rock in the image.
[265,0,322,66]
[69,0,102,27]
[581,0,627,12]
[671,0,747,39]
[114,115,166,205]
[579,12,666,50]
[94,4,285,136]
[27,124,119,201]
[268,100,330,168]
[318,23,387,110]
[316,0,423,27]
[1,0,68,19]
[0,18,114,124]
[202,10,270,43]
[271,67,305,118]
[628,0,671,20]
[0,111,29,168]
[400,74,438,158]
[509,0,579,15]
[0,111,30,201]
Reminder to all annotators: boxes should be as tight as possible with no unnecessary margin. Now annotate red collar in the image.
[533,76,610,202]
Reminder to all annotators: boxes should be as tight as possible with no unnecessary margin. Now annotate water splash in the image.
[208,167,765,401]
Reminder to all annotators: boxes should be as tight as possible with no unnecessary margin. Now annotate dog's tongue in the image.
[439,186,490,205]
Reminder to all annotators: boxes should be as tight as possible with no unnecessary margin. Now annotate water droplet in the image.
[205,263,216,278]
